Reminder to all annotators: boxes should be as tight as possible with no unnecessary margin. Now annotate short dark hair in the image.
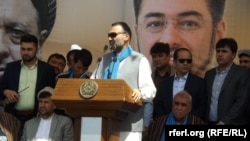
[111,22,132,40]
[38,91,52,99]
[173,48,192,60]
[133,0,225,27]
[47,53,66,64]
[73,48,93,67]
[66,49,81,63]
[31,0,57,39]
[216,38,238,53]
[20,34,39,48]
[150,42,170,55]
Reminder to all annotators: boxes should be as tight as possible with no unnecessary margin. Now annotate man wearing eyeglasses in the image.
[153,48,206,121]
[133,0,226,78]
[91,22,156,141]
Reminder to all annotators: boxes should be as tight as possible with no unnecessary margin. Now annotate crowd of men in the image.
[0,0,250,141]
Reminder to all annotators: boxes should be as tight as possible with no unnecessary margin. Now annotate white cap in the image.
[37,86,54,100]
[238,49,250,57]
[70,44,82,50]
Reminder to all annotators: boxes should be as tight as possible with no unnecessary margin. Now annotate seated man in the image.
[21,87,74,141]
[143,90,206,141]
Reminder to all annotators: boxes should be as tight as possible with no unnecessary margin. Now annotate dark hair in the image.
[133,0,225,27]
[73,48,93,67]
[216,38,238,53]
[111,22,132,40]
[38,91,52,99]
[20,34,39,48]
[173,48,192,60]
[31,0,57,39]
[150,42,170,55]
[47,53,66,64]
[66,49,81,63]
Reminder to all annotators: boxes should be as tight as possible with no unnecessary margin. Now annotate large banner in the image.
[1,0,249,77]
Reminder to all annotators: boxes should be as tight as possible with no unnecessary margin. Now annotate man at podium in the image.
[91,21,156,141]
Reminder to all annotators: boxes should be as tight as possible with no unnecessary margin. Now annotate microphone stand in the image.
[94,45,109,79]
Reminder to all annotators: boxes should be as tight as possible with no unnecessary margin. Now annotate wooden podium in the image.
[52,78,142,141]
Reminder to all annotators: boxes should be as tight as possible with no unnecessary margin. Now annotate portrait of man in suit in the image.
[134,0,226,78]
[0,0,56,77]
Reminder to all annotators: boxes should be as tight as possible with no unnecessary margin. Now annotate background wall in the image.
[41,0,250,71]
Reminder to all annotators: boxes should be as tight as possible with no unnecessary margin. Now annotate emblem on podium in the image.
[79,80,98,99]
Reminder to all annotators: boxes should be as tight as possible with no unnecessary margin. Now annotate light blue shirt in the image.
[173,73,188,98]
[209,66,230,121]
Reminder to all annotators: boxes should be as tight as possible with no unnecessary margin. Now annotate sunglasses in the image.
[108,32,126,38]
[178,58,192,64]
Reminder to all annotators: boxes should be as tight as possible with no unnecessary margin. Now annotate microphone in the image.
[112,57,117,62]
[109,40,117,50]
[110,44,117,50]
[103,45,108,53]
[94,45,109,79]
[96,45,108,63]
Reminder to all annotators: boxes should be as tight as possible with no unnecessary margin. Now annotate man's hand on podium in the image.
[132,89,141,103]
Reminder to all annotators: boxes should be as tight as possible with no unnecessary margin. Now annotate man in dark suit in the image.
[205,38,248,125]
[153,48,206,120]
[0,34,56,126]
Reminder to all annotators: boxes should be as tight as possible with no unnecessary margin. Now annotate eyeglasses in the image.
[178,58,192,64]
[108,32,126,38]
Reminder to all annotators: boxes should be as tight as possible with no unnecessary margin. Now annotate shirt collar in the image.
[174,72,189,80]
[21,60,38,69]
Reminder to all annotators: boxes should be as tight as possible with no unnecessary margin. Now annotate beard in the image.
[22,55,36,62]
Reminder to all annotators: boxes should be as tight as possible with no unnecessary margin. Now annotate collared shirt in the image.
[15,61,37,111]
[209,66,231,121]
[152,66,175,89]
[35,114,53,140]
[152,70,170,90]
[173,73,188,98]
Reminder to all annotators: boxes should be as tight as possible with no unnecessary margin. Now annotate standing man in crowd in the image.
[0,0,57,77]
[133,0,226,77]
[91,22,156,141]
[150,42,175,89]
[205,38,248,125]
[238,49,250,69]
[143,42,174,130]
[21,86,74,141]
[47,53,67,76]
[153,48,206,120]
[0,34,56,126]
[58,48,92,79]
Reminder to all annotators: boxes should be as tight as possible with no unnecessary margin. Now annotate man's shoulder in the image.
[54,114,72,121]
[131,50,144,57]
[25,117,40,125]
[6,60,21,66]
[37,60,54,69]
[38,60,50,66]
[57,72,70,78]
[205,67,216,76]
[231,63,248,72]
[188,73,205,80]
